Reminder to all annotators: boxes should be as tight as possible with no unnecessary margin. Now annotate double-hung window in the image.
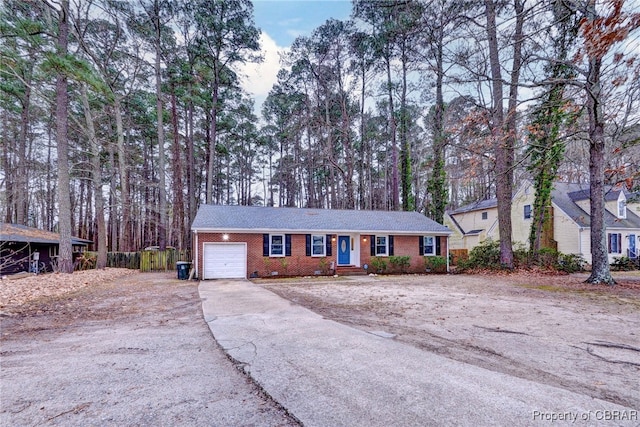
[524,205,532,219]
[608,233,622,254]
[311,234,326,256]
[270,234,285,256]
[423,236,435,256]
[618,200,626,218]
[375,236,388,256]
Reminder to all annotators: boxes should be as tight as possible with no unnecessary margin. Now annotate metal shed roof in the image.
[0,223,93,245]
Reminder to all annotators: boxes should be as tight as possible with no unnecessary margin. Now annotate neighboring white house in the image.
[445,181,640,264]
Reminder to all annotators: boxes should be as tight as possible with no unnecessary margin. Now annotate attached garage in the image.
[203,243,247,279]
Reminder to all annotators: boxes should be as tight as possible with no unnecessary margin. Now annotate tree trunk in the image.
[206,82,219,205]
[584,1,614,285]
[55,0,73,274]
[485,0,514,268]
[113,98,130,251]
[427,23,447,223]
[170,86,184,249]
[154,6,167,251]
[399,38,413,211]
[15,82,31,225]
[385,46,399,210]
[80,84,107,269]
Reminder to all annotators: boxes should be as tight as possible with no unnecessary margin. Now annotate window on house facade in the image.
[608,233,622,254]
[481,212,488,220]
[49,246,58,258]
[524,205,532,219]
[375,235,388,256]
[311,234,326,256]
[270,234,285,256]
[423,236,435,255]
[618,200,626,219]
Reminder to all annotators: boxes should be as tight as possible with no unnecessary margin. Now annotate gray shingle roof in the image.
[0,223,93,245]
[448,198,497,215]
[192,205,451,235]
[551,182,640,229]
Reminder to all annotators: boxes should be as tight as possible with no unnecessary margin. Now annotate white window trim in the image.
[618,200,626,219]
[270,234,285,257]
[423,236,436,256]
[375,235,388,256]
[311,234,326,257]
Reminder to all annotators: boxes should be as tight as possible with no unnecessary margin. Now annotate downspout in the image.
[194,230,199,279]
[446,235,450,273]
[578,227,583,256]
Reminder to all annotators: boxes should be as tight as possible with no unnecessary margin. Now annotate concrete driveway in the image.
[0,273,297,426]
[200,279,639,427]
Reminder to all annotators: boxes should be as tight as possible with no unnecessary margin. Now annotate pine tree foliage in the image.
[0,0,638,276]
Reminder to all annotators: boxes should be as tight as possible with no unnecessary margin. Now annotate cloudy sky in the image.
[240,0,352,116]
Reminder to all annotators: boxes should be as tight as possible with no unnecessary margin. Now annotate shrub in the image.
[458,240,501,270]
[424,255,447,273]
[370,256,387,273]
[389,255,411,273]
[557,253,586,273]
[611,256,636,271]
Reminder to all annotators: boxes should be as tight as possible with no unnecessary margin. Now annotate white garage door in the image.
[203,243,247,279]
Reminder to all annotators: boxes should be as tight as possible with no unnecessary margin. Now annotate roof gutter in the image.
[191,227,452,236]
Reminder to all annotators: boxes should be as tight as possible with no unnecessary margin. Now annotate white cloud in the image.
[240,31,285,111]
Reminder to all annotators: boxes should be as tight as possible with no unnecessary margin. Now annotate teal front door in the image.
[338,236,350,265]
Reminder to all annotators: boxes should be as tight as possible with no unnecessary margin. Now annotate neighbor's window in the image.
[270,234,285,256]
[481,212,488,220]
[618,200,626,218]
[312,234,326,256]
[524,205,532,219]
[423,236,435,256]
[608,233,622,254]
[375,235,388,256]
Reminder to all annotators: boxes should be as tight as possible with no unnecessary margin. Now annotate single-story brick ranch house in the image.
[191,205,452,279]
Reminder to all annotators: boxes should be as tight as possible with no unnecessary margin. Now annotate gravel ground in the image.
[0,271,298,426]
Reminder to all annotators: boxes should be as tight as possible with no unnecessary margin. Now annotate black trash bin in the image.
[177,261,191,280]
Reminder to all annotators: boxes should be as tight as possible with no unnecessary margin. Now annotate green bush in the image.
[457,240,501,270]
[557,253,586,273]
[457,240,585,273]
[370,256,387,273]
[389,255,411,273]
[611,256,636,271]
[424,255,447,273]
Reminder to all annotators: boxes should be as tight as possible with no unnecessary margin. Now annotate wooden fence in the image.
[449,249,468,266]
[83,250,190,271]
[140,250,190,272]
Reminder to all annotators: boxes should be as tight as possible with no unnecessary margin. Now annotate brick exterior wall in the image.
[361,235,448,273]
[194,232,448,279]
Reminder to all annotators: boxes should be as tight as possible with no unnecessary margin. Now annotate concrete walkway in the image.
[199,280,637,427]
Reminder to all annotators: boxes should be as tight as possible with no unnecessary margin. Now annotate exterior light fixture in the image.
[222,234,229,241]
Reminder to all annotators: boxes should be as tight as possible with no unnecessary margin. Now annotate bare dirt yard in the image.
[0,270,298,426]
[261,271,640,410]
